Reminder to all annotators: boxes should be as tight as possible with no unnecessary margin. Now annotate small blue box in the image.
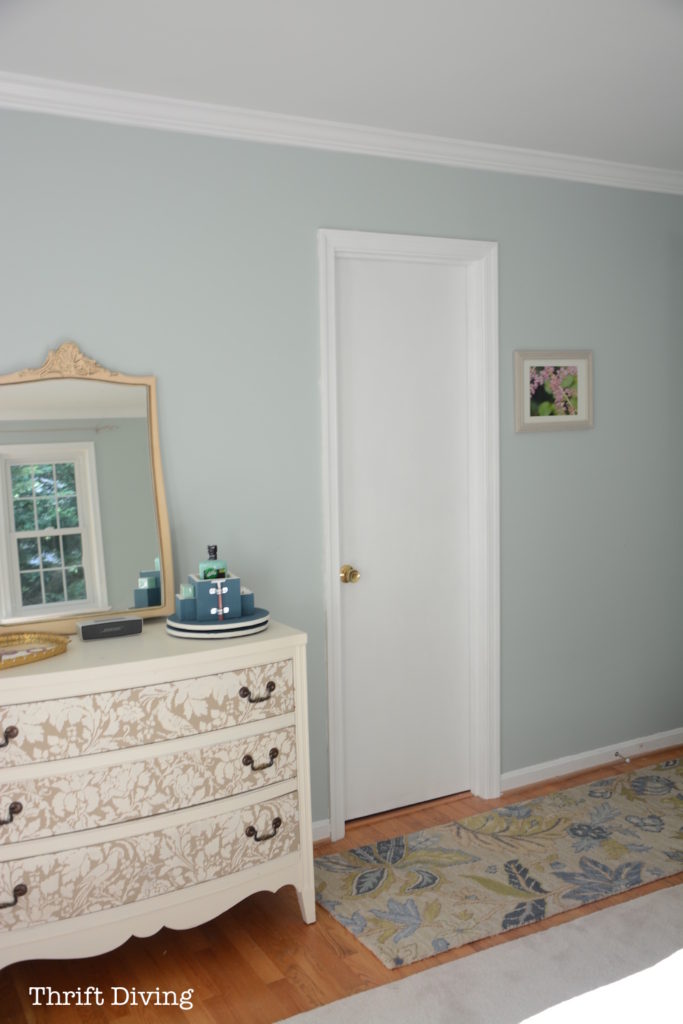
[175,595,197,621]
[134,587,161,607]
[240,588,255,615]
[190,574,242,621]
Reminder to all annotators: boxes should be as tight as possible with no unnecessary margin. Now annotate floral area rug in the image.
[314,759,683,968]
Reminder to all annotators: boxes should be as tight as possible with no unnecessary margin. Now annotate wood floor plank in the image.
[3,745,681,1022]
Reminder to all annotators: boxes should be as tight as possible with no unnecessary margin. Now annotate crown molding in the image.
[1,70,682,195]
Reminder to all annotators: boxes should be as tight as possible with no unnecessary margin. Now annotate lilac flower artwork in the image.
[514,350,593,432]
[529,365,578,417]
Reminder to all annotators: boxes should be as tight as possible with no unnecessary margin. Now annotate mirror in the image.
[0,342,174,633]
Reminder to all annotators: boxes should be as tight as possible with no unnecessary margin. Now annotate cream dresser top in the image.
[0,619,307,702]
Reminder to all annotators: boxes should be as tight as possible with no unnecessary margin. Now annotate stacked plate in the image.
[166,608,270,639]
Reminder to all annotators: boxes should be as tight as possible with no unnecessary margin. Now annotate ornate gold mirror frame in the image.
[0,342,174,634]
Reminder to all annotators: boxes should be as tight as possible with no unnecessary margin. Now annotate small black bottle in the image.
[199,545,227,579]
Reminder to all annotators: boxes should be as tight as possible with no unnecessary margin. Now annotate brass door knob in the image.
[339,564,361,584]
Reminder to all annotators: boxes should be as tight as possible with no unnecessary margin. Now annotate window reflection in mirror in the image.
[0,378,162,625]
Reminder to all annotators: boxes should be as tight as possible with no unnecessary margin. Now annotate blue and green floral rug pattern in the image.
[314,759,683,968]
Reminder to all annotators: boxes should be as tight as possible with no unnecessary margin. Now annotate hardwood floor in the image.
[3,746,681,1023]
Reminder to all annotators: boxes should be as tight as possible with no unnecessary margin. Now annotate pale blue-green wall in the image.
[1,111,682,819]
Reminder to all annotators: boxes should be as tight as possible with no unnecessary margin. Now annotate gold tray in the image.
[0,632,70,670]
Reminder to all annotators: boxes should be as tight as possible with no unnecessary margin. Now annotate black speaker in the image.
[78,617,143,641]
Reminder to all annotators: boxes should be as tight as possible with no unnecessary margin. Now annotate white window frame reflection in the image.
[0,442,109,623]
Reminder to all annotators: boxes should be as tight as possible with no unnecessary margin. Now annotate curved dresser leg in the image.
[296,886,316,924]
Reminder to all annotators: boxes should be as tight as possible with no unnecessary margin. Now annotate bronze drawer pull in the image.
[0,883,27,910]
[0,726,19,749]
[239,681,276,704]
[242,748,279,772]
[0,801,22,827]
[245,816,282,843]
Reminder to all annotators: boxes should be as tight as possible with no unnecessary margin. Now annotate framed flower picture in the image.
[514,350,593,432]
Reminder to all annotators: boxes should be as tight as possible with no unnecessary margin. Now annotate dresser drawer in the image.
[0,792,299,932]
[0,660,294,766]
[0,725,297,845]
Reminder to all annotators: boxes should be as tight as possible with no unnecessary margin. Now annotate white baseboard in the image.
[312,819,332,843]
[501,727,683,793]
[312,726,683,842]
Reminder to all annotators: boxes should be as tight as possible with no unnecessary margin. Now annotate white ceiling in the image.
[0,0,682,183]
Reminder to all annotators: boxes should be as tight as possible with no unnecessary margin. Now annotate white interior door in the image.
[336,255,470,820]
[320,230,501,838]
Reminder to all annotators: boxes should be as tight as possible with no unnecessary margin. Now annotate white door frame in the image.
[319,229,500,840]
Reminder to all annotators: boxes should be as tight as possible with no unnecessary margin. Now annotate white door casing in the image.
[319,230,501,840]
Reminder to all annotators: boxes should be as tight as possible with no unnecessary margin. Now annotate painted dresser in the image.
[0,620,315,968]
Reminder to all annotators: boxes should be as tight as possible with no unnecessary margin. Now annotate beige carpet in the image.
[277,885,683,1023]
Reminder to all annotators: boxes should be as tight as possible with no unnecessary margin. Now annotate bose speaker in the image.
[78,617,143,641]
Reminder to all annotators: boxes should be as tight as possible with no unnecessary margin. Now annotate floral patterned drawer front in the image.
[0,660,294,767]
[0,793,299,931]
[0,726,296,844]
